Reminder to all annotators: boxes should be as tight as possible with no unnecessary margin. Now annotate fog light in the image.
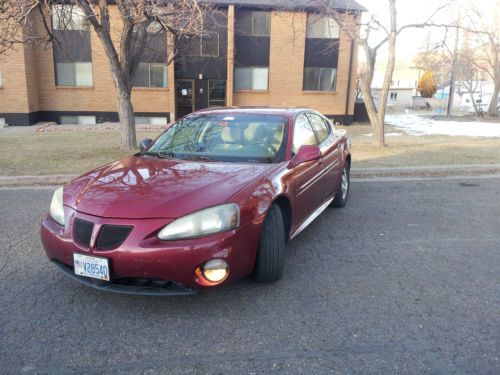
[202,259,228,283]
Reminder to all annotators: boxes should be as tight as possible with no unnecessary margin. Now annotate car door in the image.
[306,112,343,202]
[289,113,325,227]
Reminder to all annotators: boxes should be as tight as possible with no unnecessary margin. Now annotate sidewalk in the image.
[1,164,500,187]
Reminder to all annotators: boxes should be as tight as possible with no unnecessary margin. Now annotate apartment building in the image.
[0,0,363,126]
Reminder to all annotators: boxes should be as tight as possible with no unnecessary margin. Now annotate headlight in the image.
[158,204,239,240]
[49,187,65,226]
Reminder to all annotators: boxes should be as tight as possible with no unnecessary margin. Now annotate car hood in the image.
[64,156,273,219]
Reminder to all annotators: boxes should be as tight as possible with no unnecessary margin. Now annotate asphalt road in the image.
[0,178,499,374]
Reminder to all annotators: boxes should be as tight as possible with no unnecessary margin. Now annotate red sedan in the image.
[41,108,352,295]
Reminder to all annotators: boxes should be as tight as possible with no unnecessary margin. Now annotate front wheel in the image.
[253,205,286,283]
[332,162,350,208]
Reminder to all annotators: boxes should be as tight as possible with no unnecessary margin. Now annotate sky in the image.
[354,0,499,63]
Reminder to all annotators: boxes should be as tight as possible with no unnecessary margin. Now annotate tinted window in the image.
[293,113,317,154]
[307,113,331,144]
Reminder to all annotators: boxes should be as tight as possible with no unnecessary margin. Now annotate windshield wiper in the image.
[185,155,218,162]
[142,151,175,159]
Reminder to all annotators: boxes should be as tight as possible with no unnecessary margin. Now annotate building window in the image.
[306,14,340,39]
[133,63,167,88]
[252,11,270,37]
[201,32,220,57]
[390,92,398,100]
[52,5,93,87]
[209,80,226,107]
[60,115,96,125]
[235,67,268,90]
[135,117,168,125]
[303,67,336,91]
[56,62,93,86]
[235,11,270,37]
[180,32,220,57]
[52,5,88,31]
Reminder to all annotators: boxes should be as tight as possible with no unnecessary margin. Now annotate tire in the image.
[253,204,286,283]
[332,161,350,208]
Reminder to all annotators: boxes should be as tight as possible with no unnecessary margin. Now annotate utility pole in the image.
[447,27,460,117]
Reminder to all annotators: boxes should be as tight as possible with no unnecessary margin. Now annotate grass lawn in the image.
[0,130,163,176]
[338,124,500,168]
[0,125,499,176]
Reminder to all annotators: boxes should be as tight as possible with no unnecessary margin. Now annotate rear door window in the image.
[293,113,318,154]
[306,113,331,145]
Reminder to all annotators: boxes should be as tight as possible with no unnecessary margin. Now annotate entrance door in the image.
[194,80,209,111]
[194,80,226,111]
[175,80,194,120]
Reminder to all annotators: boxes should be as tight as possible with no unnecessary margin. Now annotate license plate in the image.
[73,253,110,281]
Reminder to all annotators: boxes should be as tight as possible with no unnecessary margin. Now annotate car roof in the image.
[192,106,314,117]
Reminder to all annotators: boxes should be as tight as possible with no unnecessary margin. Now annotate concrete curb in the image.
[0,175,78,187]
[1,164,500,187]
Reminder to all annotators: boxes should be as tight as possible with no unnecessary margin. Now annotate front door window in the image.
[176,80,194,120]
[209,80,226,107]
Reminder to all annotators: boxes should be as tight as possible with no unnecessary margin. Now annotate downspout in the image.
[344,38,355,125]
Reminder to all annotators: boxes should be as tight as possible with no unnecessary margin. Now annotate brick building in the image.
[0,0,363,126]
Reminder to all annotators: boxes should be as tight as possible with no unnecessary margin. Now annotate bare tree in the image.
[413,31,452,87]
[0,0,211,150]
[455,30,486,117]
[312,0,452,146]
[478,11,500,116]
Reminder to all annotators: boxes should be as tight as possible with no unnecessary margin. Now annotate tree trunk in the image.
[470,91,480,117]
[488,84,499,117]
[372,0,397,147]
[117,92,137,150]
[358,76,385,146]
[80,3,138,151]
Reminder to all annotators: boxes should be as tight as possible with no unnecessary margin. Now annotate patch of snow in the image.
[363,132,402,137]
[385,114,500,137]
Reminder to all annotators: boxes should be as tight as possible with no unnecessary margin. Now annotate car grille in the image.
[74,218,94,247]
[96,224,133,250]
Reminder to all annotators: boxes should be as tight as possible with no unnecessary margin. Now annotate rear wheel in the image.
[253,205,286,283]
[332,161,350,208]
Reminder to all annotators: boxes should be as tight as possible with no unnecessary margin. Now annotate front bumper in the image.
[53,260,196,296]
[41,207,262,293]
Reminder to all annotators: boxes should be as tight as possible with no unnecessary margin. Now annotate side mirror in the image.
[288,145,321,168]
[139,138,153,153]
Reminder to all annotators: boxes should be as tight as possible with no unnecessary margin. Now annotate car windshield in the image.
[146,113,288,164]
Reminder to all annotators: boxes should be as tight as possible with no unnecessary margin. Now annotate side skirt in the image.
[290,197,334,240]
